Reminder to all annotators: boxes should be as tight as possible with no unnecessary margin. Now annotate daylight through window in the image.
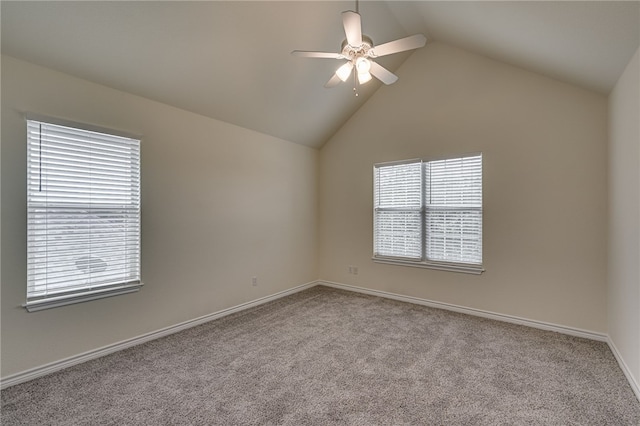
[373,154,483,273]
[26,118,142,311]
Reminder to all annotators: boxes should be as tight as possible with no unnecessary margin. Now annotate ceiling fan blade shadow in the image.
[324,73,343,88]
[370,34,427,58]
[291,51,343,59]
[342,11,362,47]
[369,61,398,85]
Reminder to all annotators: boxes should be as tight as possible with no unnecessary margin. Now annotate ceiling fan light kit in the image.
[336,62,354,82]
[292,9,427,92]
[358,71,372,85]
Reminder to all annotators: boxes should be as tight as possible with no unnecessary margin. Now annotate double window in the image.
[373,154,483,274]
[26,117,142,311]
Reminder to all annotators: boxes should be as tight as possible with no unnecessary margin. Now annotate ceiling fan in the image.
[291,7,427,89]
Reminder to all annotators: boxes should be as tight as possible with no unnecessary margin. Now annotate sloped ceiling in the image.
[2,1,639,149]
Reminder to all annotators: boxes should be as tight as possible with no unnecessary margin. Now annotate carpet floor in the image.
[2,286,639,425]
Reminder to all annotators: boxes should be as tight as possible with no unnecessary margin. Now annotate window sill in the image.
[23,283,143,312]
[372,257,484,275]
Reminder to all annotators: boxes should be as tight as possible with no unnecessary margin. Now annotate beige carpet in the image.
[2,285,639,425]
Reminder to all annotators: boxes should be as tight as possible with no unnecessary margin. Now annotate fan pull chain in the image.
[353,70,359,96]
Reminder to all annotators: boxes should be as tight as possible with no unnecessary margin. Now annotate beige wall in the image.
[319,42,608,332]
[1,56,318,377]
[608,47,640,388]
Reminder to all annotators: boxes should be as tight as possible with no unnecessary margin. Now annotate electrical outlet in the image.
[352,266,358,275]
[348,266,353,274]
[252,276,258,286]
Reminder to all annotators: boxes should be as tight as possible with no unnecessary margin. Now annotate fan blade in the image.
[291,50,343,59]
[324,73,343,88]
[342,11,362,46]
[369,34,427,58]
[369,61,398,85]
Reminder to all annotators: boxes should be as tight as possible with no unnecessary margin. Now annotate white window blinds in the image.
[373,154,483,272]
[425,155,482,265]
[26,118,141,311]
[373,161,422,259]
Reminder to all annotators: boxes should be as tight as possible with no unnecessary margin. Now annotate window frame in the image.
[24,114,143,312]
[372,153,484,275]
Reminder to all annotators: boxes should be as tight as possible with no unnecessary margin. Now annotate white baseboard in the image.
[607,337,640,402]
[0,281,317,390]
[317,280,607,342]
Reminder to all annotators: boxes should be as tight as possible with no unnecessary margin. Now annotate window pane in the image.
[374,161,422,209]
[425,156,482,206]
[426,209,482,264]
[374,210,422,259]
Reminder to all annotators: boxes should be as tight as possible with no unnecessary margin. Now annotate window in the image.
[373,154,483,274]
[26,117,142,311]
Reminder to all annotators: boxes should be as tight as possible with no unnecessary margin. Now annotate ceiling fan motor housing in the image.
[341,35,374,61]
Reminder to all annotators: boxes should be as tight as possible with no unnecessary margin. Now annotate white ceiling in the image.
[2,1,639,148]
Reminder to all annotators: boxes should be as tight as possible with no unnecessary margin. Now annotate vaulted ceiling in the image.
[2,1,639,148]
